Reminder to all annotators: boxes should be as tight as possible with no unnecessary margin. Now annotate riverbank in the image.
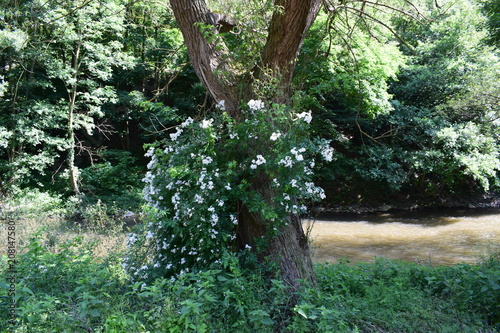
[1,191,500,332]
[315,190,500,215]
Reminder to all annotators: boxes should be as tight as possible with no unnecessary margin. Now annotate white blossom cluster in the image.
[126,116,238,283]
[250,154,266,169]
[247,99,265,112]
[296,110,312,124]
[127,102,336,283]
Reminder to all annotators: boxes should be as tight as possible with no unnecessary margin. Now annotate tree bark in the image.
[260,0,322,103]
[169,0,322,289]
[68,41,81,196]
[169,0,240,115]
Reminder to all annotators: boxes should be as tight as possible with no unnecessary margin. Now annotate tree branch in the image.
[168,0,239,114]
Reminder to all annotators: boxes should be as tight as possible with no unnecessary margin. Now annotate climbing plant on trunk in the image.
[124,0,325,291]
[169,0,323,288]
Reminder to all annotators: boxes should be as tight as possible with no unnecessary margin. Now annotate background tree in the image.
[0,0,135,195]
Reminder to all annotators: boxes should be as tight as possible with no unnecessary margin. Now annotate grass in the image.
[1,191,499,332]
[0,190,129,260]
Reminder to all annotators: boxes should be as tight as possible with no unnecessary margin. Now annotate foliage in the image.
[300,0,500,202]
[79,149,144,208]
[124,101,334,282]
[296,11,407,118]
[0,0,135,194]
[0,232,140,332]
[1,0,499,206]
[1,230,499,332]
[480,0,500,47]
[0,188,67,219]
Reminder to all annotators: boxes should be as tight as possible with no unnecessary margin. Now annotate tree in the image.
[140,0,323,289]
[0,0,134,195]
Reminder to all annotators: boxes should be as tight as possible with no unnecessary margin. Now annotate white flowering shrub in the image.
[124,101,334,282]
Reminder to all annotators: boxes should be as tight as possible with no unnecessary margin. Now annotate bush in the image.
[124,102,333,282]
[0,232,134,332]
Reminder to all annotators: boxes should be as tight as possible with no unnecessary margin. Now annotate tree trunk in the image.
[169,0,322,289]
[68,41,81,196]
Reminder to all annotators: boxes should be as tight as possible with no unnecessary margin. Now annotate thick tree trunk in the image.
[169,0,321,289]
[236,174,316,289]
[169,0,240,115]
[261,0,322,104]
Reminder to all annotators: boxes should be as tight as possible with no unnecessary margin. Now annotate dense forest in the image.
[1,0,499,208]
[1,0,500,331]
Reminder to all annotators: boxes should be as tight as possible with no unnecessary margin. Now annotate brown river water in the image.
[307,208,500,265]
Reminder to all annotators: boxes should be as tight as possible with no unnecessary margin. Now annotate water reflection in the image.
[307,208,500,265]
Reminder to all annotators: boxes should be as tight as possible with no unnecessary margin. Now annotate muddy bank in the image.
[313,191,500,215]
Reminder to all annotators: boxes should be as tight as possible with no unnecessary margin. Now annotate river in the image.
[307,208,500,265]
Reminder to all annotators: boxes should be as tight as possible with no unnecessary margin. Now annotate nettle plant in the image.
[124,100,333,283]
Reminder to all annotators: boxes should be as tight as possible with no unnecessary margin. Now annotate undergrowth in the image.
[0,234,498,332]
[0,192,499,332]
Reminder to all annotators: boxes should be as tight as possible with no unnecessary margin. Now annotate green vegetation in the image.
[1,0,499,209]
[1,198,499,332]
[1,0,500,331]
[1,194,499,332]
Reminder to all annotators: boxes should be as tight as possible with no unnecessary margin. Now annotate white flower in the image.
[297,111,312,123]
[245,244,252,249]
[216,100,226,111]
[250,154,266,169]
[270,132,281,141]
[171,193,180,205]
[320,145,334,162]
[144,147,155,157]
[278,156,293,168]
[170,128,183,141]
[146,231,154,239]
[127,233,138,244]
[248,99,265,111]
[181,117,194,127]
[200,118,213,129]
[201,156,213,165]
[194,194,204,203]
[210,229,219,239]
[200,180,214,190]
[146,156,157,170]
[291,147,305,161]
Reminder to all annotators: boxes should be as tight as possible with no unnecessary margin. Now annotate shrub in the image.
[124,101,334,282]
